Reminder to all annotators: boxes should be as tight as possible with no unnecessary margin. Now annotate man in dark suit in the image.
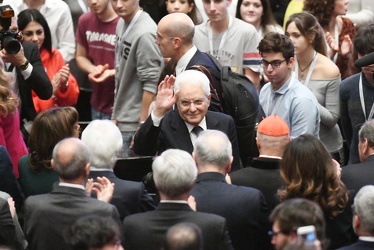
[337,185,374,250]
[24,138,122,250]
[123,149,233,250]
[81,119,156,221]
[229,115,290,210]
[341,120,374,193]
[190,130,268,250]
[155,12,221,112]
[133,70,241,170]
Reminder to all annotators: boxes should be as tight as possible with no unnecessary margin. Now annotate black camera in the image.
[0,5,23,54]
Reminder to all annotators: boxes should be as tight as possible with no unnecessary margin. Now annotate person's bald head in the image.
[156,13,195,58]
[52,138,91,182]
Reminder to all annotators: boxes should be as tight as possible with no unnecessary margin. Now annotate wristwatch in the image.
[18,60,29,71]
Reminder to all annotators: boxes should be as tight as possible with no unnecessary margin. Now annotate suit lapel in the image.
[206,111,219,129]
[170,111,194,153]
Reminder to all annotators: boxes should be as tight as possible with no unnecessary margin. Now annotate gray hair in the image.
[174,70,210,96]
[353,185,374,234]
[358,119,374,148]
[193,130,232,169]
[52,138,91,180]
[81,120,123,169]
[152,149,197,198]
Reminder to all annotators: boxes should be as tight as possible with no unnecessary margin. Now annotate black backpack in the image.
[191,53,260,166]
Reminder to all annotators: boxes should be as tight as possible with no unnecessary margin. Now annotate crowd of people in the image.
[1,0,374,249]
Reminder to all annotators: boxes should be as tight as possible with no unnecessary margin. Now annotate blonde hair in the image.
[0,64,19,117]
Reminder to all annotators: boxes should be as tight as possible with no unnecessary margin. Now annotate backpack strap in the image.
[189,64,223,112]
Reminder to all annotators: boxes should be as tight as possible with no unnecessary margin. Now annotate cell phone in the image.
[297,225,316,244]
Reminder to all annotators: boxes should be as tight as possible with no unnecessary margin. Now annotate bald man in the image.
[156,13,222,112]
[23,138,122,250]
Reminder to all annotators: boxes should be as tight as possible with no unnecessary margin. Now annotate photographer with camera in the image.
[0,4,52,140]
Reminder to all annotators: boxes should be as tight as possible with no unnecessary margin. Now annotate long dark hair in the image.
[278,134,349,218]
[17,8,52,54]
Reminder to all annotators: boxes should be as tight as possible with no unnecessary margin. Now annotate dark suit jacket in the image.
[229,157,282,210]
[18,42,52,122]
[191,172,269,250]
[186,49,222,112]
[24,185,122,250]
[123,202,233,250]
[133,109,242,170]
[88,170,156,221]
[341,154,374,193]
[0,198,18,248]
[325,191,357,249]
[0,146,23,210]
[337,239,374,249]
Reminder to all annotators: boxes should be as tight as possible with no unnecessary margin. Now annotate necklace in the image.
[298,51,317,77]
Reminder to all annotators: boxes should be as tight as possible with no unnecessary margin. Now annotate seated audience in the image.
[65,215,123,250]
[123,149,233,250]
[191,130,268,250]
[340,24,374,164]
[285,12,343,163]
[0,60,27,178]
[17,9,79,113]
[230,115,289,211]
[341,120,374,192]
[278,134,355,249]
[81,120,156,221]
[269,198,326,250]
[24,138,122,250]
[18,107,80,197]
[133,70,241,171]
[162,222,203,250]
[337,185,374,249]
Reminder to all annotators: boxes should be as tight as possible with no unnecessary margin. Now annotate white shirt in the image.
[175,46,197,76]
[4,0,75,62]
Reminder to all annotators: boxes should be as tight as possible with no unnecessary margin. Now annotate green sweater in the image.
[18,156,59,197]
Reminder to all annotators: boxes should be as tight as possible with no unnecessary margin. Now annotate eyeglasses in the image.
[179,98,206,107]
[259,59,286,68]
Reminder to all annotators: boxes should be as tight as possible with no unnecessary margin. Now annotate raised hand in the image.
[153,75,179,118]
[92,176,115,203]
[341,35,352,57]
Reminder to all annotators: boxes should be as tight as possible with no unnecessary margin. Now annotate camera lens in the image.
[2,36,21,54]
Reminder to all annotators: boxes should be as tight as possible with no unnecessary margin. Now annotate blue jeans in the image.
[119,131,136,158]
[91,107,111,120]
